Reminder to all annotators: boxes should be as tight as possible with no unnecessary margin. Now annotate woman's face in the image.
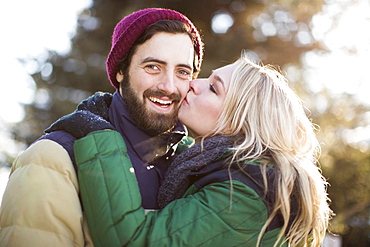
[179,63,235,137]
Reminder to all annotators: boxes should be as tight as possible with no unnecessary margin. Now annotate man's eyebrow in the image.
[177,63,193,71]
[141,57,193,70]
[141,57,167,65]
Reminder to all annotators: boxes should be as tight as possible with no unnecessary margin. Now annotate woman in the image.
[74,54,332,247]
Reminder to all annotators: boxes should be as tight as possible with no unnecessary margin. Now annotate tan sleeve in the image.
[0,139,92,247]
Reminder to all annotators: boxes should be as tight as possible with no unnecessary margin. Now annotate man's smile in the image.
[147,96,177,113]
[148,96,174,108]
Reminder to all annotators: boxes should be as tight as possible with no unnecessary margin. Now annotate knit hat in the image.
[106,8,203,89]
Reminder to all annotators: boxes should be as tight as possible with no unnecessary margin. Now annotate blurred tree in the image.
[15,0,326,143]
[314,93,370,247]
[8,0,370,245]
[292,79,370,247]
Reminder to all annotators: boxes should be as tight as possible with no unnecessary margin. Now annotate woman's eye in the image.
[209,84,217,94]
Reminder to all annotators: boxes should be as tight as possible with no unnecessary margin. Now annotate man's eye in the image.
[146,65,159,70]
[178,70,192,79]
[209,84,217,94]
[179,70,189,75]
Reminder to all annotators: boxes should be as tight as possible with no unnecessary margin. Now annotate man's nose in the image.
[157,73,176,95]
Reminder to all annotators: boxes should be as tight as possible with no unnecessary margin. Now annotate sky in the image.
[305,0,370,101]
[0,0,92,123]
[304,0,370,148]
[1,0,370,204]
[0,0,91,205]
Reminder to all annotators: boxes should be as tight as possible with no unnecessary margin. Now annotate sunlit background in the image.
[1,0,369,246]
[0,0,92,203]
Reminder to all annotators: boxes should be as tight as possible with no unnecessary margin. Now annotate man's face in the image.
[117,32,195,134]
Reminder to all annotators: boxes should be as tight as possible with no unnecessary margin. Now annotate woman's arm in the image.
[75,130,278,247]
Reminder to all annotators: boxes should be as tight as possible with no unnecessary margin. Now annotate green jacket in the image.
[75,130,287,247]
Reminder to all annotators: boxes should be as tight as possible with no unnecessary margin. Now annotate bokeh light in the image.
[212,12,234,34]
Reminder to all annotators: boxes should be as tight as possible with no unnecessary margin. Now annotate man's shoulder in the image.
[12,136,76,173]
[38,130,77,163]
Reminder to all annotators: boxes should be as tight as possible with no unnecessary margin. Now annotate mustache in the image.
[143,89,182,103]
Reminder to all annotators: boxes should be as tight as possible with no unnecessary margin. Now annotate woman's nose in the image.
[189,79,207,95]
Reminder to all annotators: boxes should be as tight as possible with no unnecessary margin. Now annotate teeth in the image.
[149,97,172,105]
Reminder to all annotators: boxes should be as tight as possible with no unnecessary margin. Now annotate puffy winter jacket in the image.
[0,91,188,246]
[0,138,93,247]
[75,130,288,247]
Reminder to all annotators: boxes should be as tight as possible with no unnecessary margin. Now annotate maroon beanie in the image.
[106,8,203,89]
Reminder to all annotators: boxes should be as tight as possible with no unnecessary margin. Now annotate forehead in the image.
[134,32,194,65]
[212,63,235,90]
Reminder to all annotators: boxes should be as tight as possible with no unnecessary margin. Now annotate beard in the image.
[120,75,181,135]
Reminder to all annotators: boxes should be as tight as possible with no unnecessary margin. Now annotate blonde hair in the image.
[210,54,332,246]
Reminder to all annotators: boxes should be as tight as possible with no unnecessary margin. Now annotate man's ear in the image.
[116,71,124,83]
[116,71,124,96]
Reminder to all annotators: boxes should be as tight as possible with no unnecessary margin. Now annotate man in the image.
[0,8,203,246]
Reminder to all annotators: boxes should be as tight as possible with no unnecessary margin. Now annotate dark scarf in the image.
[157,135,236,208]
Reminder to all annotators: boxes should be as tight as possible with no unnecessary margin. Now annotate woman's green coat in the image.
[75,130,287,247]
